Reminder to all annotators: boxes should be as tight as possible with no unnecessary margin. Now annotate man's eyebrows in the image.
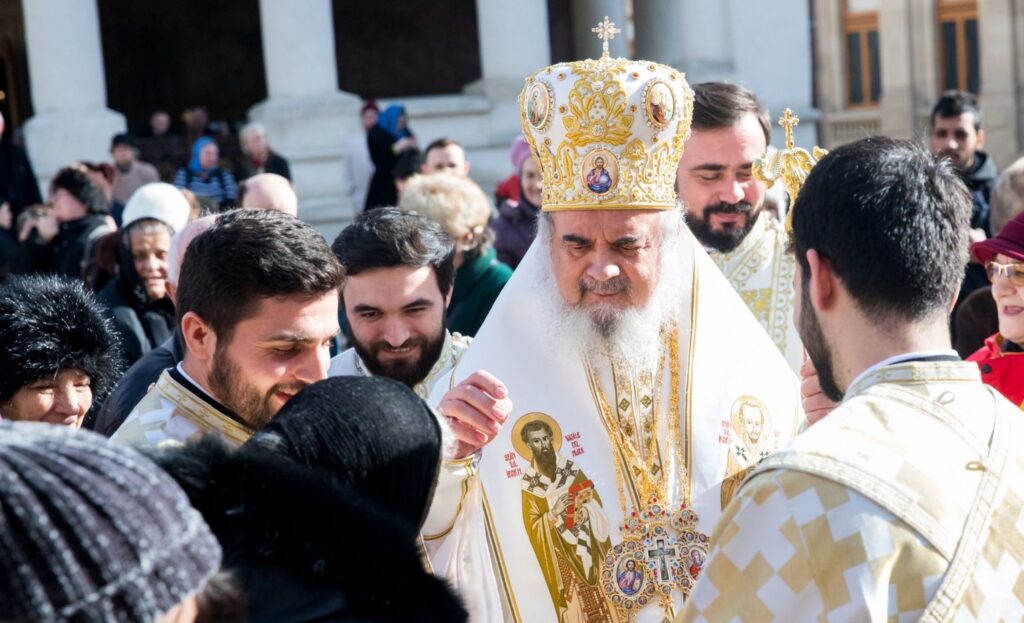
[561,234,593,245]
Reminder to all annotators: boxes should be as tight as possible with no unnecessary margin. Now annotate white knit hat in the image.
[122,182,191,233]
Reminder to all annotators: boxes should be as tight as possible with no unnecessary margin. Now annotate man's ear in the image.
[166,282,177,307]
[976,127,986,150]
[444,285,454,310]
[805,249,836,313]
[180,311,217,362]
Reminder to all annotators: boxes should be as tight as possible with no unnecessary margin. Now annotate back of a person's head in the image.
[691,81,771,144]
[332,207,455,294]
[0,421,221,621]
[991,157,1024,235]
[792,136,971,322]
[176,209,343,341]
[0,274,123,406]
[249,376,442,529]
[237,173,298,216]
[931,89,983,128]
[399,173,494,257]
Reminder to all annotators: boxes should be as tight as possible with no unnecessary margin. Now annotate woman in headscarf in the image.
[364,104,417,211]
[149,376,466,623]
[493,137,542,269]
[173,136,238,210]
[967,210,1024,408]
[97,183,191,366]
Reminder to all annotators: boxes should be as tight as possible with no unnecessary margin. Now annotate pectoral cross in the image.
[592,16,621,58]
[646,538,677,582]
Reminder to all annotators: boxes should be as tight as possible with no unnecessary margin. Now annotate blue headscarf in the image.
[188,136,217,173]
[377,105,411,140]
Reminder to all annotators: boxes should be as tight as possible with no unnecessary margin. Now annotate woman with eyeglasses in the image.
[968,210,1024,408]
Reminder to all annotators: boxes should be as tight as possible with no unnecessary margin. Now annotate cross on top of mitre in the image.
[779,108,799,150]
[592,16,621,58]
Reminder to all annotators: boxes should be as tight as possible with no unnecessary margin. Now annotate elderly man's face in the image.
[548,210,664,329]
[243,132,268,159]
[1,368,93,428]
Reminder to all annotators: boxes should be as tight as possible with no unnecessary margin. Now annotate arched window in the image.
[843,0,881,106]
[936,0,980,93]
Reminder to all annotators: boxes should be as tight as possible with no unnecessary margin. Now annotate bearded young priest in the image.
[423,24,803,622]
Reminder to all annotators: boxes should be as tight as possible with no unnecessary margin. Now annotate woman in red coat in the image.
[968,211,1024,407]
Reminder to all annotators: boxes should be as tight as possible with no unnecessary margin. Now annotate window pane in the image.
[965,19,980,93]
[846,0,880,12]
[847,32,864,104]
[868,30,881,102]
[941,21,959,90]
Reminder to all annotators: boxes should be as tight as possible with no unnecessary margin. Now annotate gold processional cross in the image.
[752,108,828,233]
[592,16,621,58]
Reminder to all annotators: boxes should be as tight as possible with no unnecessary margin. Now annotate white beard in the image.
[534,212,686,366]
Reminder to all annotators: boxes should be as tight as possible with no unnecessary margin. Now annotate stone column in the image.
[21,0,125,195]
[249,0,362,237]
[878,0,916,139]
[979,0,1022,168]
[572,0,629,59]
[634,0,733,80]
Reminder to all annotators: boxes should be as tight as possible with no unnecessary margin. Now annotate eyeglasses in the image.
[985,261,1024,286]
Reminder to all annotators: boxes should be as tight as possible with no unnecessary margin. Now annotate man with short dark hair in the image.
[111,209,343,447]
[676,82,802,369]
[420,137,470,176]
[681,137,1024,620]
[110,133,159,206]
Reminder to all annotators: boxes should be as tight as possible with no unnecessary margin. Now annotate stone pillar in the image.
[467,0,551,145]
[249,0,362,237]
[21,0,125,195]
[572,0,629,59]
[878,0,916,139]
[634,0,733,80]
[979,0,1022,168]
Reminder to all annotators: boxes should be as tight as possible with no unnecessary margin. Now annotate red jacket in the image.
[968,334,1024,408]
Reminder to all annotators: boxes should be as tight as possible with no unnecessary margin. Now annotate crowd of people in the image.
[2,25,1024,622]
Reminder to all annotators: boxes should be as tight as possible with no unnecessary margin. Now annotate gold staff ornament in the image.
[752,108,827,233]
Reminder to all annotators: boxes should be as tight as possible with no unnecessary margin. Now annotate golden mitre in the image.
[519,17,694,212]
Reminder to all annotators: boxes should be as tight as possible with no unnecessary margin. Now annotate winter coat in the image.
[16,214,112,278]
[235,151,292,182]
[149,438,467,623]
[447,247,513,337]
[493,197,540,269]
[968,334,1024,408]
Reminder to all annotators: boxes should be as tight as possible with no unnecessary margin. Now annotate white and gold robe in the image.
[680,359,1024,621]
[428,230,802,622]
[110,365,254,448]
[707,214,802,372]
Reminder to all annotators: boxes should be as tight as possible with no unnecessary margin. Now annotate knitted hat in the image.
[249,376,443,529]
[0,421,222,621]
[122,182,191,233]
[509,135,531,173]
[972,210,1024,264]
[49,166,109,216]
[0,275,123,406]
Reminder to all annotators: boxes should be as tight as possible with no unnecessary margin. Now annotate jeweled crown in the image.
[518,17,694,212]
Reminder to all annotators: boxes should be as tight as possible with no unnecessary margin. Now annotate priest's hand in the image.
[438,370,512,459]
[800,355,836,426]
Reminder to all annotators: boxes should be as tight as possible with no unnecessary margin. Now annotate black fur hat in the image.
[49,165,109,215]
[0,274,123,405]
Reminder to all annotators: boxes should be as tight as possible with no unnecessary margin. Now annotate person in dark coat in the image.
[0,112,42,221]
[236,122,291,181]
[16,165,113,278]
[365,105,416,210]
[149,376,467,623]
[493,139,541,269]
[400,173,512,336]
[97,183,190,366]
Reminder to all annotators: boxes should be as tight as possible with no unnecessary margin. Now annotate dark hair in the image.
[791,136,971,322]
[176,209,343,342]
[692,82,771,145]
[520,419,553,443]
[931,90,983,130]
[48,166,109,215]
[333,207,455,294]
[423,137,463,159]
[392,148,422,181]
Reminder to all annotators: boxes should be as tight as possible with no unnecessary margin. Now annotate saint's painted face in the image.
[0,368,92,428]
[676,112,767,253]
[343,264,449,388]
[525,427,554,457]
[741,404,764,444]
[207,292,339,429]
[547,210,663,338]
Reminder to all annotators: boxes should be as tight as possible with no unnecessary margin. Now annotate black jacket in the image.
[964,150,998,236]
[151,438,467,623]
[236,151,292,182]
[0,139,42,215]
[16,214,111,278]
